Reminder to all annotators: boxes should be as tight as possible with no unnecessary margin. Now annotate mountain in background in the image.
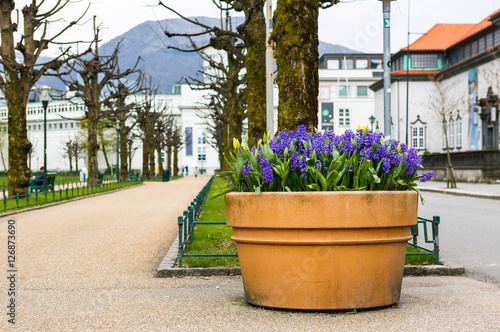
[39,17,359,93]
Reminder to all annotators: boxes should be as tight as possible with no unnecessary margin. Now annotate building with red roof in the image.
[371,9,500,172]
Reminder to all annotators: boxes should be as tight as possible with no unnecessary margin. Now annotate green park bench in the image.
[29,173,57,193]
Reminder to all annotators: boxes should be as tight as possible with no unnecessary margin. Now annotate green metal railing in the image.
[177,176,238,268]
[0,179,143,212]
[407,216,440,265]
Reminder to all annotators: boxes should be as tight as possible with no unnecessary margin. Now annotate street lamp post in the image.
[40,89,51,192]
[116,121,120,182]
[369,116,376,131]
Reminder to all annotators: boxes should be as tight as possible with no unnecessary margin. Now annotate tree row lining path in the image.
[1,175,500,330]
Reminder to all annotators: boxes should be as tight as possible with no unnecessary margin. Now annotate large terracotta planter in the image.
[225,191,418,310]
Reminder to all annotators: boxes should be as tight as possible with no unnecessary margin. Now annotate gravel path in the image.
[1,175,499,331]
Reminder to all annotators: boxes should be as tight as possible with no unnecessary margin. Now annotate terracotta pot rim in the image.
[226,190,416,196]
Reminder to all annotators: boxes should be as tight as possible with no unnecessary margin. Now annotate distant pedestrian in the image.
[181,165,185,176]
[185,165,189,175]
[194,167,199,178]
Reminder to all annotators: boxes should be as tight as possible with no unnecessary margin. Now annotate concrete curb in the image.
[418,187,500,200]
[0,183,144,218]
[156,238,466,278]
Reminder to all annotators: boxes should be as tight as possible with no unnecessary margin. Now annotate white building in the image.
[318,53,383,132]
[371,9,500,153]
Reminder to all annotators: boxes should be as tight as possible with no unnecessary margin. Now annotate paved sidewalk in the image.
[417,180,500,200]
[0,175,499,330]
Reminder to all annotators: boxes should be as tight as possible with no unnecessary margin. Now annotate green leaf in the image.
[216,171,234,177]
[308,183,321,191]
[254,185,261,195]
[211,185,238,199]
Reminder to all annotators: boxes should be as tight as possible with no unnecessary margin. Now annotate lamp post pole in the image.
[40,89,51,192]
[116,121,120,182]
[381,0,393,138]
[141,132,145,181]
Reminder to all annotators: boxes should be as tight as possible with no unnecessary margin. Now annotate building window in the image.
[38,125,41,130]
[70,123,74,129]
[410,53,438,69]
[65,123,68,129]
[197,146,206,161]
[49,124,52,130]
[486,32,494,49]
[448,121,455,149]
[411,126,426,149]
[28,125,31,131]
[197,130,206,144]
[343,59,353,69]
[495,28,500,46]
[76,123,79,128]
[456,117,462,148]
[478,36,486,53]
[327,59,339,69]
[470,40,478,56]
[357,86,368,97]
[464,44,471,58]
[356,59,368,69]
[339,109,350,126]
[339,85,349,98]
[370,59,382,69]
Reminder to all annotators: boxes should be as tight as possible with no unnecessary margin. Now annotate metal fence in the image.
[0,179,142,212]
[177,176,238,268]
[407,216,440,265]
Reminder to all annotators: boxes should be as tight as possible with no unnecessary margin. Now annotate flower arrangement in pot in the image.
[217,125,433,311]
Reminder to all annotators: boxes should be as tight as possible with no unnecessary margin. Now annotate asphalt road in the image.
[418,192,500,284]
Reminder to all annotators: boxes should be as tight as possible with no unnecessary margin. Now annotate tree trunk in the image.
[272,0,319,132]
[119,126,129,181]
[244,0,267,146]
[173,145,179,177]
[167,145,172,173]
[68,153,73,173]
[220,122,229,171]
[101,142,110,172]
[87,104,100,185]
[443,119,457,189]
[157,146,163,177]
[149,148,155,177]
[6,86,32,195]
[75,144,79,173]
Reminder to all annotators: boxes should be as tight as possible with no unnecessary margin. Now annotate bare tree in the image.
[134,76,165,179]
[103,73,142,180]
[0,0,90,194]
[427,75,466,188]
[189,49,246,170]
[57,19,139,185]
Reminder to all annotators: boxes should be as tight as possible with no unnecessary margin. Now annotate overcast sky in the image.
[15,0,500,55]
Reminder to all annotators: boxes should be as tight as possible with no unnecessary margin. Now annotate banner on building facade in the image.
[321,102,334,131]
[185,127,193,156]
[468,68,479,151]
